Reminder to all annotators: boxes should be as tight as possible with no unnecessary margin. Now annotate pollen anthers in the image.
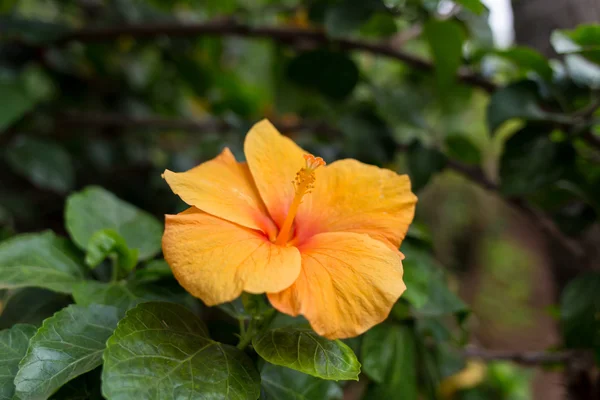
[275,153,325,245]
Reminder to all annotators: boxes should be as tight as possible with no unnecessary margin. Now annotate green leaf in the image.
[551,25,600,65]
[424,20,465,92]
[407,142,447,191]
[287,50,359,100]
[134,259,173,283]
[445,134,482,165]
[455,0,485,15]
[253,327,360,381]
[102,302,260,399]
[362,324,417,400]
[0,288,71,329]
[324,0,378,37]
[486,81,549,133]
[65,186,163,260]
[6,137,74,193]
[261,363,343,400]
[0,79,39,132]
[565,54,600,89]
[0,324,36,400]
[500,126,575,196]
[72,280,177,314]
[402,242,468,318]
[14,304,120,399]
[85,229,139,273]
[561,272,600,356]
[494,47,553,80]
[0,231,85,293]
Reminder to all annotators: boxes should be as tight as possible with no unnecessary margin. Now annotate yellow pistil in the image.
[275,154,325,245]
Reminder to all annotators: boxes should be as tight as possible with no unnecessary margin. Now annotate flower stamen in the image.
[274,154,325,245]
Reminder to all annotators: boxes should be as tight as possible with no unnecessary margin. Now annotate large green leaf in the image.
[407,142,447,192]
[65,186,163,260]
[0,288,71,329]
[561,272,600,357]
[14,304,120,399]
[494,47,553,80]
[6,137,74,194]
[444,134,482,165]
[102,302,260,399]
[362,324,417,399]
[500,127,575,196]
[0,80,38,132]
[551,25,600,65]
[260,363,343,400]
[253,327,360,381]
[424,20,465,92]
[324,0,378,37]
[486,81,549,133]
[0,324,36,400]
[455,0,485,15]
[287,50,359,100]
[71,280,177,314]
[0,231,86,293]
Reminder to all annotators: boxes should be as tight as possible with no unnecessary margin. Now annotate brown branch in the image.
[48,21,496,93]
[463,347,580,366]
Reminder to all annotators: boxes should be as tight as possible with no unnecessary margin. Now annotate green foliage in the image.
[0,231,86,293]
[0,324,36,400]
[102,302,261,400]
[14,304,120,399]
[253,328,361,381]
[1,0,599,397]
[5,137,74,194]
[65,187,162,261]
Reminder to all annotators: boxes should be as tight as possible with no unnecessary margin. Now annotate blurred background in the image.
[1,0,600,399]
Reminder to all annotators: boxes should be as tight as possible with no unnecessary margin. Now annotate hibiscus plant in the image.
[2,0,600,399]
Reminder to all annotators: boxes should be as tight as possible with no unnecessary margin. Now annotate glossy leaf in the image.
[0,231,85,293]
[102,302,260,399]
[551,25,600,64]
[85,229,139,273]
[253,327,360,381]
[65,186,162,260]
[0,324,36,400]
[261,363,343,400]
[494,47,553,80]
[71,280,177,314]
[14,304,120,399]
[362,324,417,399]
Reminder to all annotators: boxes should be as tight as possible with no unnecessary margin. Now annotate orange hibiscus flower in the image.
[162,120,417,339]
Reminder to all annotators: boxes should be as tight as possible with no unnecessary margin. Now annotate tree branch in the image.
[49,20,496,93]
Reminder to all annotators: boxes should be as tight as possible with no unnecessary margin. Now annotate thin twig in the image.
[44,21,495,92]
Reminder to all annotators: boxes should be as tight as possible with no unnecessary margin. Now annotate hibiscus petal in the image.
[295,159,417,249]
[163,148,276,236]
[244,119,306,228]
[163,208,301,306]
[268,232,405,339]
